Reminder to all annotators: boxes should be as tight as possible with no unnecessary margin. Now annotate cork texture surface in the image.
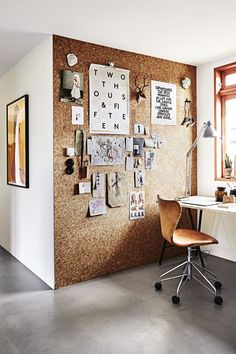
[53,35,197,288]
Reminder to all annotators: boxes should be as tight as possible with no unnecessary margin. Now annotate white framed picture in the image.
[151,80,176,125]
[89,64,130,134]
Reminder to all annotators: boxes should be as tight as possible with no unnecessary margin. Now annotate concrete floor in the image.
[0,247,236,354]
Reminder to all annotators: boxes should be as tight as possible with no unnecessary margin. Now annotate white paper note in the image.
[72,106,84,125]
[125,137,133,152]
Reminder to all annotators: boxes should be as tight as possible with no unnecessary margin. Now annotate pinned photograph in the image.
[60,70,83,103]
[129,191,145,220]
[135,170,145,187]
[145,151,156,170]
[133,138,144,157]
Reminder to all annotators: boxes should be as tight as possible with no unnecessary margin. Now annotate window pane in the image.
[225,98,236,171]
[225,73,236,86]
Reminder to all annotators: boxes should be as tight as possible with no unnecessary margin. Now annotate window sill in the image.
[215,177,236,182]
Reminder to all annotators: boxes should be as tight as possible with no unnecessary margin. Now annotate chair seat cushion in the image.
[172,229,218,247]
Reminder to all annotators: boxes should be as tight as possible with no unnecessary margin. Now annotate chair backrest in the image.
[157,195,182,244]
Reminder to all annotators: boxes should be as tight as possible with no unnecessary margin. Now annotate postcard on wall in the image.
[60,70,83,103]
[125,137,133,152]
[72,106,84,125]
[89,63,130,134]
[126,156,134,171]
[135,170,145,187]
[133,138,144,157]
[87,138,92,155]
[92,172,105,198]
[107,172,127,207]
[79,181,91,194]
[134,123,144,135]
[91,136,125,165]
[145,150,156,170]
[129,191,145,220]
[151,80,176,125]
[89,198,107,217]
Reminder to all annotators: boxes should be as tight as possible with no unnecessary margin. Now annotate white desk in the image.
[159,196,236,267]
[179,195,236,231]
[179,196,236,267]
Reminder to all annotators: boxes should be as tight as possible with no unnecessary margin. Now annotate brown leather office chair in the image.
[155,195,223,305]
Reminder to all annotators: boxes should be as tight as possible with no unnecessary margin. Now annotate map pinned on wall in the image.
[107,172,127,208]
[129,191,145,220]
[92,173,105,198]
[151,80,176,125]
[91,136,125,166]
[89,63,130,134]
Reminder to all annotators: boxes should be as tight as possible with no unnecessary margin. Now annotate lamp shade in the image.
[203,121,218,138]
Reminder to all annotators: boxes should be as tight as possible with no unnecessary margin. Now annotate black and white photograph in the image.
[60,70,84,103]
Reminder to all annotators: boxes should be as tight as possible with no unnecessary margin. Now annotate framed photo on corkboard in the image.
[6,95,29,188]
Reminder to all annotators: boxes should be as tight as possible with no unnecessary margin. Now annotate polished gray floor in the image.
[0,246,236,354]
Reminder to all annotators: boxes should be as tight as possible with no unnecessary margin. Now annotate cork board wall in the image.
[53,35,197,288]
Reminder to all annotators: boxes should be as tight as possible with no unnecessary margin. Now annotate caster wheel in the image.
[214,281,222,289]
[172,295,180,304]
[214,296,223,305]
[154,282,162,291]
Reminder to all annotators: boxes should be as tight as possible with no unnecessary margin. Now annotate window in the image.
[214,62,236,180]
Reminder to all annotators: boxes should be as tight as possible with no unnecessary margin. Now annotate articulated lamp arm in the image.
[185,122,207,196]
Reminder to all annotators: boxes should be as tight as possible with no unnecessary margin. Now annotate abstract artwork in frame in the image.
[7,95,29,188]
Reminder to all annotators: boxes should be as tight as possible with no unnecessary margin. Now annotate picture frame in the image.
[6,95,29,188]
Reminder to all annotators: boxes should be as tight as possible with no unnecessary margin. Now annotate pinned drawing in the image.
[107,172,127,207]
[91,136,125,165]
[129,191,145,220]
[89,198,107,216]
[135,170,145,187]
[145,151,156,170]
[92,172,106,198]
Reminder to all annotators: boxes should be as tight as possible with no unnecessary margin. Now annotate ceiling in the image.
[1,0,236,78]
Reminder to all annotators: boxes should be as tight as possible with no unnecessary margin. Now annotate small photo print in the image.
[133,138,144,157]
[129,191,145,220]
[60,70,84,103]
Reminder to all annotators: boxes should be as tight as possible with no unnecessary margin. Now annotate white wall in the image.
[0,36,54,287]
[197,53,236,262]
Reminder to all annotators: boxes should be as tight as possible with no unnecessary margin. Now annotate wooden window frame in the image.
[214,62,236,181]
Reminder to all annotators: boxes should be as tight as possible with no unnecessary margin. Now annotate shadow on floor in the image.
[0,246,51,293]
